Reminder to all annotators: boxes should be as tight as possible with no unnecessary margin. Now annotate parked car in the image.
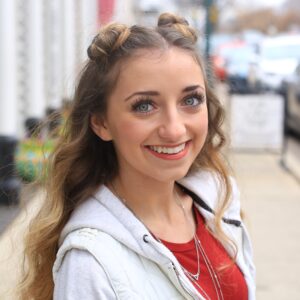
[258,34,300,94]
[210,37,242,82]
[285,61,300,135]
[225,44,260,94]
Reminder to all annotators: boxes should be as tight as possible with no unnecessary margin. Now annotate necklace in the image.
[109,183,223,300]
[174,190,224,300]
[187,234,224,300]
[173,191,201,281]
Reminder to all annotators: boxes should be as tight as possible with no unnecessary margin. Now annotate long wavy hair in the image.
[19,13,233,300]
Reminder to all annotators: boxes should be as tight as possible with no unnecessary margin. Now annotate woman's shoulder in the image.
[58,185,118,245]
[53,247,117,299]
[53,228,125,281]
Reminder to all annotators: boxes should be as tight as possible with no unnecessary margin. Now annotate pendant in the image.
[185,270,199,281]
[192,274,199,281]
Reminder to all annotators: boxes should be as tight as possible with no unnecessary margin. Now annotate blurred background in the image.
[0,0,300,299]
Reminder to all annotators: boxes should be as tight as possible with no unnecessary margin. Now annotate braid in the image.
[87,23,131,66]
[157,13,197,43]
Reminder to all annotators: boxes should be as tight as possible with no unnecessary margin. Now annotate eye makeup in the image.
[130,90,206,115]
[131,98,156,114]
[182,91,205,107]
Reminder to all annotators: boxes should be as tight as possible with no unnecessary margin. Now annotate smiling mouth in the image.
[146,142,187,154]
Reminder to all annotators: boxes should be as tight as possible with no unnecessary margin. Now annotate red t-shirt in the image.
[160,207,248,300]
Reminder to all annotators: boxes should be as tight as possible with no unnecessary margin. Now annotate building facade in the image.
[0,0,137,203]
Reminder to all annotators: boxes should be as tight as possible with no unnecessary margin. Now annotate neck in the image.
[109,172,195,242]
[112,176,177,221]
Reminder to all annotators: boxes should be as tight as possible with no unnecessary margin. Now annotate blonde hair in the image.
[19,13,235,299]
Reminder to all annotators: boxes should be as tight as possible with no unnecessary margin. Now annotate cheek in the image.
[110,117,151,144]
[202,115,209,135]
[192,110,209,137]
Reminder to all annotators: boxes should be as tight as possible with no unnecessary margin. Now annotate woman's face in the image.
[91,47,208,183]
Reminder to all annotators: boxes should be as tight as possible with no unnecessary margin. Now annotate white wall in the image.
[0,0,18,136]
[113,0,137,25]
[26,0,46,119]
[0,0,139,138]
[44,0,64,110]
[0,0,101,137]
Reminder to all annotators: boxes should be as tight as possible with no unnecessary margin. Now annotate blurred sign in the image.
[230,94,284,151]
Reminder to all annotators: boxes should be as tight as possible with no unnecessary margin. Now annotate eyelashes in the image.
[130,92,205,114]
[182,92,205,106]
[131,99,154,113]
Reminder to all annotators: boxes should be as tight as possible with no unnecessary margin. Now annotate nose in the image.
[158,108,187,142]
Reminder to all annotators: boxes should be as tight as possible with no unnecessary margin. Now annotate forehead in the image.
[121,47,202,73]
[112,47,205,94]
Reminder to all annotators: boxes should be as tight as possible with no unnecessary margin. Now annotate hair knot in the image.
[87,23,131,65]
[157,13,197,43]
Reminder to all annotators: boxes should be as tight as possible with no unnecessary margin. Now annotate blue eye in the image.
[183,93,204,107]
[132,99,154,113]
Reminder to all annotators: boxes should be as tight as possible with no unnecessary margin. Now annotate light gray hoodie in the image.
[53,170,256,300]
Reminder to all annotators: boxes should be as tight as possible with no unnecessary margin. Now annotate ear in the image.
[90,114,112,141]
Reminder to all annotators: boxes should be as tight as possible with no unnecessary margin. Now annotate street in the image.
[0,91,300,299]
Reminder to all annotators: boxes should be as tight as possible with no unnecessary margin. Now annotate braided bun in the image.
[157,13,197,43]
[87,23,130,65]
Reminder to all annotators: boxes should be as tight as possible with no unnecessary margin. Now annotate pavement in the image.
[0,186,43,299]
[0,151,299,299]
[0,205,19,235]
[229,151,300,300]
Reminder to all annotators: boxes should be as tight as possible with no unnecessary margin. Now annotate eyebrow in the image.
[182,85,204,93]
[124,85,204,102]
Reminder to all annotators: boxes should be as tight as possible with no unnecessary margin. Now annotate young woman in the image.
[20,13,255,300]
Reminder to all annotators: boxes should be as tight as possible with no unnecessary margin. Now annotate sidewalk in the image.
[0,188,43,299]
[230,151,300,300]
[0,152,299,299]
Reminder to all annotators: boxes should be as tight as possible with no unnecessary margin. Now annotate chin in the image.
[156,168,190,183]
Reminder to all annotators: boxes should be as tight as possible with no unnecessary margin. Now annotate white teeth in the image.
[149,143,186,154]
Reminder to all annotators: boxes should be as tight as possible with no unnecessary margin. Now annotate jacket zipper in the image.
[148,237,202,300]
[171,262,201,300]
